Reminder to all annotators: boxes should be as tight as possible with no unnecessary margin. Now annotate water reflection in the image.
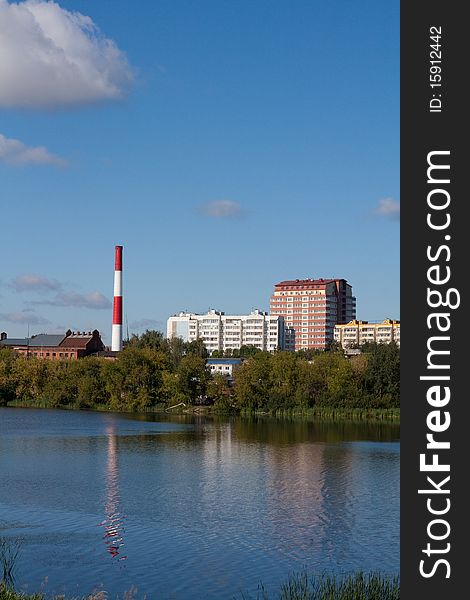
[100,423,126,561]
[0,408,399,599]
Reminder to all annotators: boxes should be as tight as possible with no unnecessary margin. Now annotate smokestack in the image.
[111,245,123,351]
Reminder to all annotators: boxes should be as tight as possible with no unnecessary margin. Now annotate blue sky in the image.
[0,0,399,343]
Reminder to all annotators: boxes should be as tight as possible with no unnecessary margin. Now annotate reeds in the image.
[241,572,400,600]
[1,571,400,600]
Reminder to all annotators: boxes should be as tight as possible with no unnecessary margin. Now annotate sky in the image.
[0,0,399,344]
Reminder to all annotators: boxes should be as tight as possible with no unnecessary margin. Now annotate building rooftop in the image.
[60,337,93,348]
[274,277,346,287]
[274,278,348,287]
[0,330,103,349]
[29,334,66,347]
[206,358,243,365]
[0,337,32,347]
[335,319,400,327]
[0,334,66,347]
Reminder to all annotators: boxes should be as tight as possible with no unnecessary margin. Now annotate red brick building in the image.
[0,329,105,359]
[270,278,356,351]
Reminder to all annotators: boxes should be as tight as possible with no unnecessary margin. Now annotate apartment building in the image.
[334,319,400,348]
[166,309,285,353]
[269,278,356,351]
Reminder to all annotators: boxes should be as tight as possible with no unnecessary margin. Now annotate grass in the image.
[0,586,110,600]
[1,573,399,600]
[0,585,43,600]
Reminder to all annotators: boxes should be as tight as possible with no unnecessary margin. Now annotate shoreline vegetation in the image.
[1,572,400,600]
[0,332,399,420]
[3,399,400,423]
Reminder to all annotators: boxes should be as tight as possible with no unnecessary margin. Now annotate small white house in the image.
[206,358,243,378]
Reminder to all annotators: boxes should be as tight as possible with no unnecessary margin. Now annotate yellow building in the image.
[334,319,400,348]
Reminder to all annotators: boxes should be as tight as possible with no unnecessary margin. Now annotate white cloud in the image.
[0,134,67,166]
[0,309,50,325]
[34,291,111,309]
[11,273,62,292]
[375,198,400,220]
[0,0,133,109]
[199,199,243,218]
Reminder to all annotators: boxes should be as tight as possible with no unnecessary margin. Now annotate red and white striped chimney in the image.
[111,245,123,351]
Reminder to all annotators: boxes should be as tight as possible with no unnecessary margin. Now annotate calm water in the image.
[0,408,399,599]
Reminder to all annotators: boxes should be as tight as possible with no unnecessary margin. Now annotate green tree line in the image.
[0,331,399,412]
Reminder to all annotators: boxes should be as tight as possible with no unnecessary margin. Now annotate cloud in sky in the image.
[0,0,133,109]
[33,291,112,310]
[0,134,67,166]
[374,198,400,220]
[199,199,243,218]
[130,318,162,331]
[0,309,50,325]
[11,272,110,310]
[11,273,62,293]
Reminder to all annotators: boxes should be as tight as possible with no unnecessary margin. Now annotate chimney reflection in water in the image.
[100,424,127,560]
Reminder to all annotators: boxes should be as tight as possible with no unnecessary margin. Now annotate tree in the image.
[185,338,209,358]
[239,345,262,358]
[233,352,272,410]
[75,358,108,408]
[207,373,232,410]
[105,347,166,411]
[42,361,79,408]
[161,371,186,405]
[128,329,165,350]
[165,336,186,369]
[269,351,301,410]
[307,352,360,407]
[11,356,49,403]
[0,348,17,405]
[362,342,400,407]
[326,340,344,353]
[176,354,210,404]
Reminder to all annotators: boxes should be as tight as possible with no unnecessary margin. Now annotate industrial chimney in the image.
[111,245,123,351]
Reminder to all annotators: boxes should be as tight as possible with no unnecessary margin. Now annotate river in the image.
[0,407,399,599]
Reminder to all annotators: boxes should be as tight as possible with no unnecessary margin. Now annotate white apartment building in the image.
[167,309,286,354]
[334,319,400,348]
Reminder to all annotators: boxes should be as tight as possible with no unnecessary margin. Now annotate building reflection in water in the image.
[100,422,127,560]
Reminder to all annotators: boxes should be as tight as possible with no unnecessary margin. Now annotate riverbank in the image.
[1,572,400,599]
[4,399,400,422]
[0,342,399,415]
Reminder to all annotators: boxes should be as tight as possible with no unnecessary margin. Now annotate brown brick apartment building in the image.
[0,329,105,359]
[270,278,356,351]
